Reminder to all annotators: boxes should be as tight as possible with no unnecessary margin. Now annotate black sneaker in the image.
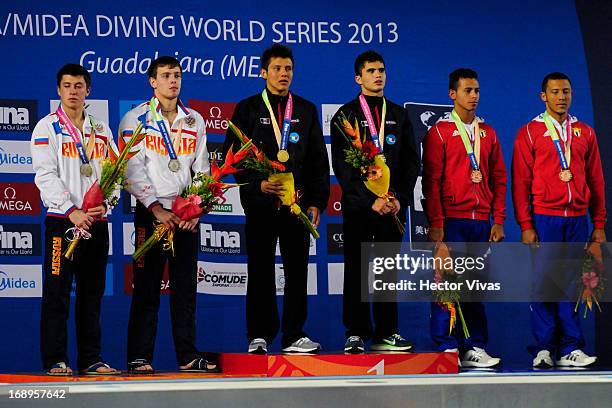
[344,336,365,354]
[371,334,413,351]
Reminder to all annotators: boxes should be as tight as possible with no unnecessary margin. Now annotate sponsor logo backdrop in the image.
[0,0,603,372]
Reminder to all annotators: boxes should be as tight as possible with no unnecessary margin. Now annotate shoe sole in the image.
[282,347,320,353]
[370,345,413,351]
[248,347,267,354]
[461,360,500,368]
[533,361,553,369]
[555,359,597,367]
[344,346,365,354]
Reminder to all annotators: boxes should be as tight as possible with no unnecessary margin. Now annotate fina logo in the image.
[0,100,36,133]
[200,223,241,254]
[0,106,29,126]
[0,225,33,250]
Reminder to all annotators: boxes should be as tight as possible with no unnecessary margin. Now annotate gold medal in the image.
[80,163,93,177]
[471,169,482,183]
[277,149,289,163]
[559,169,572,182]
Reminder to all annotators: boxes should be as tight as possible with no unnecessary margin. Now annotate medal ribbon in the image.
[359,94,386,153]
[149,97,180,160]
[56,105,95,165]
[261,90,293,150]
[543,111,572,169]
[450,110,480,171]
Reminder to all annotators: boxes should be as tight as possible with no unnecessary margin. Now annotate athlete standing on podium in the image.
[224,44,330,354]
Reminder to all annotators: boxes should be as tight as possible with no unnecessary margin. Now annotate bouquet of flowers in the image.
[575,242,606,317]
[64,122,146,260]
[227,120,320,239]
[432,242,470,338]
[132,140,253,261]
[334,112,404,234]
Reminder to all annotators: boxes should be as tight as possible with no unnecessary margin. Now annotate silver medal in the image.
[80,163,93,177]
[168,159,181,172]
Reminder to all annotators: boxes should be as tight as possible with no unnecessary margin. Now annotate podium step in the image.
[220,352,457,377]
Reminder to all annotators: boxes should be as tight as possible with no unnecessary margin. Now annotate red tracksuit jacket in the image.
[512,114,606,231]
[423,115,507,228]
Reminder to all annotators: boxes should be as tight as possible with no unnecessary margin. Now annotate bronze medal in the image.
[559,169,572,182]
[471,169,482,183]
[277,149,289,163]
[80,163,93,177]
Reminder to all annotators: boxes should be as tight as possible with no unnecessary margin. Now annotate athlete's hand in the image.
[151,205,180,230]
[307,207,321,228]
[521,229,539,247]
[592,229,607,243]
[372,198,391,215]
[179,217,199,232]
[428,227,444,243]
[489,224,505,242]
[69,209,93,230]
[261,180,285,197]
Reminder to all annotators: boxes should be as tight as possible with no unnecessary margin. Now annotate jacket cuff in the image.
[493,216,505,226]
[142,197,160,210]
[593,221,606,230]
[59,201,76,215]
[519,220,534,231]
[429,218,444,228]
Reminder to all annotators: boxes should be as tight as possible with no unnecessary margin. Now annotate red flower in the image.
[269,160,286,172]
[362,140,379,160]
[209,182,224,197]
[172,195,202,220]
[581,272,599,289]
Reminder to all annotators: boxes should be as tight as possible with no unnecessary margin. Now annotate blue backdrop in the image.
[0,0,603,372]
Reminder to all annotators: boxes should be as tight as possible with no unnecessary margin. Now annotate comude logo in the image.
[0,140,34,173]
[0,182,41,215]
[197,261,248,295]
[326,184,342,216]
[188,100,237,134]
[0,224,41,256]
[200,223,245,255]
[0,99,37,132]
[0,264,42,297]
[326,223,344,255]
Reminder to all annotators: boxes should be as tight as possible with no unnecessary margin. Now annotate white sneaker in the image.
[282,337,321,353]
[532,350,554,368]
[461,347,501,368]
[248,338,267,354]
[444,348,461,368]
[556,350,597,367]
